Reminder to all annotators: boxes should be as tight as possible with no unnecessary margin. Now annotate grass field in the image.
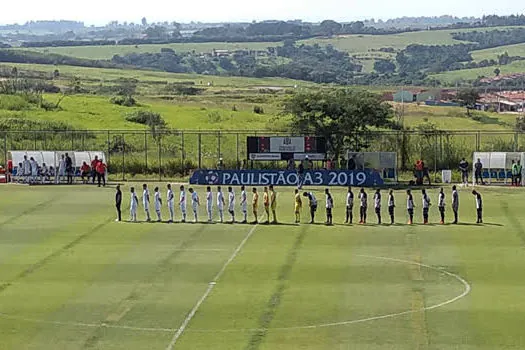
[429,60,525,84]
[1,184,525,349]
[471,43,525,62]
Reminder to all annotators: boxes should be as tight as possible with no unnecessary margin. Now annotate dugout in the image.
[8,151,107,178]
[347,152,397,182]
[472,152,524,185]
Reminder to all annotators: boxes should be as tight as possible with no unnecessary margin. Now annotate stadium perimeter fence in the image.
[2,129,525,181]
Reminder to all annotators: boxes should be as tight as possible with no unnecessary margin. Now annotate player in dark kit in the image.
[345,187,354,224]
[422,189,431,224]
[115,185,122,222]
[406,189,414,225]
[388,190,395,224]
[373,189,381,224]
[359,188,368,224]
[452,185,459,224]
[472,190,483,223]
[438,188,445,224]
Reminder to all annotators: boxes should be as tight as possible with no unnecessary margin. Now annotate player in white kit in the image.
[142,184,151,222]
[29,157,38,183]
[154,187,162,222]
[189,188,200,222]
[179,185,187,222]
[56,154,66,184]
[217,186,225,223]
[130,187,138,222]
[167,184,175,223]
[206,186,213,222]
[228,186,235,223]
[22,155,31,183]
[240,185,248,224]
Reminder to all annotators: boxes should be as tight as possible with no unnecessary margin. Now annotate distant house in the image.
[212,49,230,57]
[393,90,426,103]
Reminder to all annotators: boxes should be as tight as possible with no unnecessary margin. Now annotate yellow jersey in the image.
[295,193,302,208]
[253,192,259,206]
[263,192,269,207]
[270,190,277,209]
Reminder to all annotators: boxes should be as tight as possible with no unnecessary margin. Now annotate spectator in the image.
[96,161,107,187]
[56,154,66,184]
[517,160,523,187]
[474,158,484,185]
[303,156,310,171]
[347,155,356,170]
[29,157,38,183]
[7,159,12,182]
[80,161,90,184]
[217,157,224,170]
[40,163,49,183]
[326,158,333,170]
[421,160,431,185]
[340,156,346,170]
[65,153,73,184]
[91,156,100,184]
[297,161,305,189]
[459,158,469,186]
[287,158,295,171]
[415,159,424,185]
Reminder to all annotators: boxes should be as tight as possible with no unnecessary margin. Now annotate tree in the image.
[494,67,501,76]
[283,89,393,161]
[457,88,480,116]
[319,20,342,36]
[141,17,148,26]
[374,59,396,74]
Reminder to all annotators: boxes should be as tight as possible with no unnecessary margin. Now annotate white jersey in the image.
[217,191,225,209]
[167,189,175,207]
[143,189,150,208]
[130,192,138,209]
[228,191,235,211]
[374,193,381,209]
[359,192,367,208]
[422,194,431,209]
[475,194,482,209]
[438,192,445,208]
[407,195,414,210]
[308,193,317,206]
[326,194,334,209]
[388,194,395,207]
[346,192,354,208]
[154,192,162,211]
[23,160,31,175]
[240,190,247,210]
[180,191,187,207]
[58,159,66,175]
[192,191,199,209]
[30,160,38,175]
[206,191,213,208]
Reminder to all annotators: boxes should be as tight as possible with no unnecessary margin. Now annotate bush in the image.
[110,95,137,107]
[207,111,223,123]
[0,94,31,111]
[253,105,265,114]
[125,110,166,128]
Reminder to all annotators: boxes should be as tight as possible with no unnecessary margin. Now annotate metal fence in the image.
[2,129,525,180]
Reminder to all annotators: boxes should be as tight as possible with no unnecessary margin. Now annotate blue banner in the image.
[190,170,384,187]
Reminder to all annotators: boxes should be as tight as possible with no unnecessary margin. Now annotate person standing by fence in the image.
[96,161,106,187]
[65,153,73,184]
[474,158,484,185]
[459,158,469,186]
[91,156,99,184]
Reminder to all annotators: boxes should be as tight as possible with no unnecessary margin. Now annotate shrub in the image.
[0,94,31,111]
[207,111,222,123]
[110,95,137,107]
[125,110,166,128]
[253,105,265,114]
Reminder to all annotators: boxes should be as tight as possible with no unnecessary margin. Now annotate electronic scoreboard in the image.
[247,136,326,161]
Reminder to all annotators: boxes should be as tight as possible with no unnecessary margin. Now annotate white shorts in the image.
[192,205,198,212]
[241,204,247,212]
[207,203,213,212]
[168,202,174,210]
[143,204,149,211]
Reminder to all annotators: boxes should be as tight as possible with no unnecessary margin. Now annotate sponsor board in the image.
[190,170,383,187]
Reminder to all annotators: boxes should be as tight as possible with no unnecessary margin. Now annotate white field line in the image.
[186,254,472,333]
[165,222,260,349]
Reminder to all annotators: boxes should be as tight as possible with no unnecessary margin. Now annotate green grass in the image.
[21,42,281,60]
[430,60,525,84]
[471,43,525,62]
[1,184,524,349]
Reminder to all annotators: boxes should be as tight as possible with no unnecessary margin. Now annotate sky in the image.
[1,0,524,25]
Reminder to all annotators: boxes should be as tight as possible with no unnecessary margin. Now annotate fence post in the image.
[217,131,221,162]
[34,131,37,150]
[181,131,185,175]
[107,131,110,165]
[198,133,202,169]
[122,135,125,181]
[476,131,480,151]
[71,131,74,151]
[236,133,239,168]
[3,134,6,166]
[144,131,148,172]
[514,132,518,152]
[159,135,162,181]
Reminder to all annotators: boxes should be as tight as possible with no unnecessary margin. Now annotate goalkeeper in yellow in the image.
[294,188,302,224]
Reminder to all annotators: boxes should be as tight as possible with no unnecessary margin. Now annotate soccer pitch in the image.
[1,184,524,349]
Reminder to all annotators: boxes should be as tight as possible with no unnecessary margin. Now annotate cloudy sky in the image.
[1,0,523,25]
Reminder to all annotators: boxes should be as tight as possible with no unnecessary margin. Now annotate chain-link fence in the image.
[2,129,525,180]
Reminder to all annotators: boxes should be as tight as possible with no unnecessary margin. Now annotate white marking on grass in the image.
[186,254,471,333]
[165,223,260,349]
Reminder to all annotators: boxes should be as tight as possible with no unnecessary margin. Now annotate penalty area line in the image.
[165,222,260,350]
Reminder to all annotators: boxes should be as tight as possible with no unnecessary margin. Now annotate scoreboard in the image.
[247,136,326,161]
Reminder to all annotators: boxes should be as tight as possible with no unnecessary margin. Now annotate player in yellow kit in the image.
[252,187,259,224]
[269,185,277,224]
[294,188,302,224]
[263,187,270,224]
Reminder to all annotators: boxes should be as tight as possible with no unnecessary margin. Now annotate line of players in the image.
[116,184,483,225]
[120,184,277,224]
